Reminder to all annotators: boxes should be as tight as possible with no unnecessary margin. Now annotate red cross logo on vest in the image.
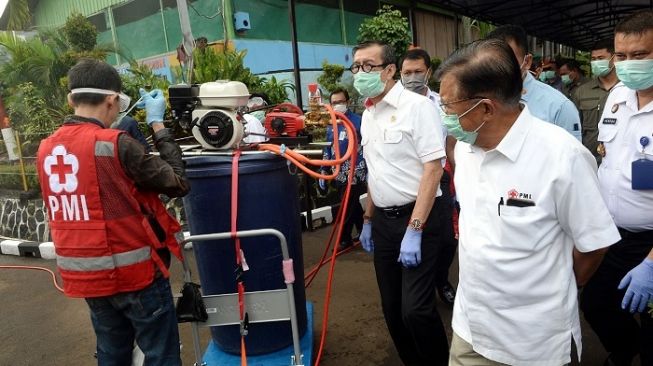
[508,189,518,199]
[43,145,79,193]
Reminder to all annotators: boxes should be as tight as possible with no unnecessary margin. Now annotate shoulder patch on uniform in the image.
[601,118,617,125]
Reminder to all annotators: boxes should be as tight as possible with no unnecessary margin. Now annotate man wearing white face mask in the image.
[487,25,582,141]
[581,11,653,366]
[319,88,366,250]
[353,40,449,365]
[570,38,620,164]
[438,38,619,366]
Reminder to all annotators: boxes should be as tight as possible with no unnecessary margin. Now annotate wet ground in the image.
[0,226,623,365]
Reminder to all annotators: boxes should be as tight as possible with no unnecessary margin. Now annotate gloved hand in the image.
[359,222,374,252]
[318,179,327,191]
[398,228,422,268]
[136,88,166,125]
[618,258,653,313]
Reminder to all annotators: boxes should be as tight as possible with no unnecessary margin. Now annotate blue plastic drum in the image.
[182,152,307,355]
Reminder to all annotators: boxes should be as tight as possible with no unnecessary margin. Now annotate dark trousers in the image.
[372,197,449,366]
[580,229,653,365]
[435,170,457,288]
[86,276,181,366]
[337,183,366,243]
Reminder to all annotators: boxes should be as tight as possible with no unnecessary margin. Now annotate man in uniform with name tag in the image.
[581,11,653,366]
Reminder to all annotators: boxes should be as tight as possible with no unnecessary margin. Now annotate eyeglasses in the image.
[438,96,488,111]
[350,62,390,74]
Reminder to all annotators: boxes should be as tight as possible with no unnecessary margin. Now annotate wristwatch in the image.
[408,218,423,231]
[363,214,372,223]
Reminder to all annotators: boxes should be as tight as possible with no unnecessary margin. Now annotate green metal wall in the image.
[33,0,379,63]
[34,0,128,28]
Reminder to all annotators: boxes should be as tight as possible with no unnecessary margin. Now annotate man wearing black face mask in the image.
[401,48,458,307]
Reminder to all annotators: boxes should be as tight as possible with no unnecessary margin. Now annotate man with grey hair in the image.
[438,38,619,365]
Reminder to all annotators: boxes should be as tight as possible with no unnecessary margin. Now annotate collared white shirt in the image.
[598,82,653,231]
[452,105,620,366]
[522,73,582,141]
[426,88,449,168]
[361,82,445,207]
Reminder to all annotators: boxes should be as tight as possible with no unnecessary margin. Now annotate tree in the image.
[357,5,412,62]
[317,61,345,95]
[5,0,31,31]
[61,12,98,52]
[0,13,119,139]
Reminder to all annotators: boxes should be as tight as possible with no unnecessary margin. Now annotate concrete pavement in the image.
[0,226,617,365]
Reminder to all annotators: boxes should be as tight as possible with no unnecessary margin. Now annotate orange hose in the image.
[257,105,357,180]
[313,149,357,366]
[256,103,361,366]
[0,265,64,293]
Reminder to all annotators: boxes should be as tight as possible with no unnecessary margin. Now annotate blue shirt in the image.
[323,109,367,185]
[522,73,581,141]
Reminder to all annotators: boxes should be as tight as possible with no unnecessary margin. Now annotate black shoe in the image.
[338,241,353,251]
[438,282,456,307]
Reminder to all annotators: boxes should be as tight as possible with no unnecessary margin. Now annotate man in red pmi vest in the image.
[37,59,190,366]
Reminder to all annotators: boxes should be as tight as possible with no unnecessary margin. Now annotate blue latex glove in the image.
[136,88,166,125]
[398,228,422,268]
[359,222,374,252]
[618,258,653,313]
[318,179,327,191]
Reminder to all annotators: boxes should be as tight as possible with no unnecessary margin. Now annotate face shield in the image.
[69,88,132,113]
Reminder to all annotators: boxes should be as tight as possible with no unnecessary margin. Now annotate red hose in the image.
[0,265,64,293]
[313,141,358,366]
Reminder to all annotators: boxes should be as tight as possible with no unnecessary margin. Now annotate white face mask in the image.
[332,104,348,114]
[69,88,131,112]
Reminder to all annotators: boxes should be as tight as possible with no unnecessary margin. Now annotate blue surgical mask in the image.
[440,99,487,145]
[615,59,653,91]
[354,70,387,98]
[539,70,555,82]
[561,74,572,85]
[591,59,613,77]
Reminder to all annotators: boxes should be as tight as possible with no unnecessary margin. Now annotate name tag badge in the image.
[338,130,347,141]
[632,158,653,190]
[602,118,617,125]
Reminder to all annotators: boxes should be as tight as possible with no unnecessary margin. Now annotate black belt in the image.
[376,202,415,219]
[618,228,653,241]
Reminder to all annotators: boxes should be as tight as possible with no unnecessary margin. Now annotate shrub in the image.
[0,162,40,191]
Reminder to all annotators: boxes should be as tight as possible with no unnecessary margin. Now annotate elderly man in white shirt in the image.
[437,38,621,366]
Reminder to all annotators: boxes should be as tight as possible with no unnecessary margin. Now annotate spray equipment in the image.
[169,81,250,150]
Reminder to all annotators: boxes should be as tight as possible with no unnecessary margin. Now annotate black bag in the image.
[176,282,208,323]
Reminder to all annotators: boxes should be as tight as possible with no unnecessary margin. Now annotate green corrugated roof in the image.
[33,0,128,28]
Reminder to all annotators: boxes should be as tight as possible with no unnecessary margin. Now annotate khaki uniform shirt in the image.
[571,78,612,164]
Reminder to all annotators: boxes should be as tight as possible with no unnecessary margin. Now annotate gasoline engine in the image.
[169,81,250,150]
[169,81,330,149]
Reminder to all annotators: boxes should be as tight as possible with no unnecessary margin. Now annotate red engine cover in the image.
[264,112,305,137]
